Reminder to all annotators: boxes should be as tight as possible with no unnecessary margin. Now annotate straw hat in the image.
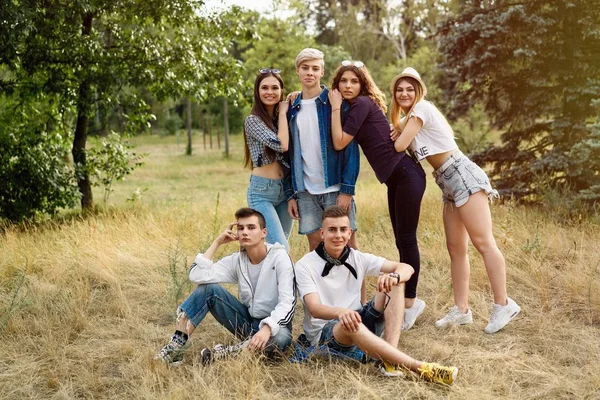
[390,67,427,97]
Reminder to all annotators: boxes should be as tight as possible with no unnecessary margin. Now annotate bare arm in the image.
[393,116,423,152]
[329,89,355,151]
[377,260,414,293]
[277,101,290,152]
[304,292,362,332]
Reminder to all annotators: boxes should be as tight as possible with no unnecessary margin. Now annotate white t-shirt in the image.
[297,97,340,194]
[247,259,264,292]
[408,100,458,161]
[294,248,385,346]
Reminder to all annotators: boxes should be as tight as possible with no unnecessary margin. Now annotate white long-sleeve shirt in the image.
[188,243,296,337]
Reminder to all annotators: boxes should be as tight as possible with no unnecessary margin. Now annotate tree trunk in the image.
[202,111,206,150]
[186,97,193,155]
[223,98,230,158]
[208,116,212,149]
[73,13,94,212]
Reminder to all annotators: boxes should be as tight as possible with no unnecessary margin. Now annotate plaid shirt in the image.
[244,115,289,168]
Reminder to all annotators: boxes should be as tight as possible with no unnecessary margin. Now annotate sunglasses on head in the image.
[341,60,364,68]
[259,68,281,74]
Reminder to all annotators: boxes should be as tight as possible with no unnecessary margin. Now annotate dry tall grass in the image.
[1,134,599,399]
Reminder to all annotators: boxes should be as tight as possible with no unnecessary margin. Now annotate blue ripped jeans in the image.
[247,175,293,250]
[180,283,292,353]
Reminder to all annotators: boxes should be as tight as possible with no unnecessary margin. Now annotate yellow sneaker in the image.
[418,362,458,385]
[378,360,405,377]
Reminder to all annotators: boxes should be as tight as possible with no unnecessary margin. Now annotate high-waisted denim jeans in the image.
[247,175,293,250]
[180,283,292,353]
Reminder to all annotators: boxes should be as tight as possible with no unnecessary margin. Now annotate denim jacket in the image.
[284,86,360,199]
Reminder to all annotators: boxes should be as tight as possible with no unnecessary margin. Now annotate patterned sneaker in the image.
[378,360,405,377]
[154,338,187,367]
[201,340,249,365]
[435,306,473,328]
[418,362,458,385]
[484,297,521,334]
[402,298,426,331]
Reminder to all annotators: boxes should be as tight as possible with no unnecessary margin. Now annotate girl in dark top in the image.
[328,61,427,331]
[243,69,293,250]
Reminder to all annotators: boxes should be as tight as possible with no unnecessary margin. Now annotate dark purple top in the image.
[343,96,405,184]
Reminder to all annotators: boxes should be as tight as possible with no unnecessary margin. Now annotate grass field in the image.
[1,133,599,399]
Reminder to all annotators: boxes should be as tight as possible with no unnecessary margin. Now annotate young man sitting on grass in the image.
[294,205,458,384]
[154,208,295,366]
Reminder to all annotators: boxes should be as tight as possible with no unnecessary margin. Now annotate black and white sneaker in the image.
[201,340,249,365]
[154,338,187,367]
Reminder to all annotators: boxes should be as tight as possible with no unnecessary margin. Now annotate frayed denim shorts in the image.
[433,151,499,207]
[296,190,357,235]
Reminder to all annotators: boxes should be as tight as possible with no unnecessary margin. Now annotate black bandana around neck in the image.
[315,241,357,279]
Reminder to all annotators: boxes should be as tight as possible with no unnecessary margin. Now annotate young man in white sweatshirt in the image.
[154,208,295,366]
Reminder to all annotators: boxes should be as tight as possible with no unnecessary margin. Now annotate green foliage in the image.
[439,0,600,204]
[86,133,146,203]
[452,103,493,155]
[163,113,183,136]
[166,239,192,309]
[0,98,79,222]
[1,0,251,215]
[241,13,318,93]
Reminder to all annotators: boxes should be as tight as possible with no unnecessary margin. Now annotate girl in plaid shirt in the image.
[243,69,293,250]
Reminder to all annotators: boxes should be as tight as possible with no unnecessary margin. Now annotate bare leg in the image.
[374,283,405,347]
[458,192,507,305]
[333,323,423,371]
[175,310,196,336]
[443,203,471,312]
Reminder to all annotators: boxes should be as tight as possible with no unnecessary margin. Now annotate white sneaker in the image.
[484,297,521,334]
[435,306,473,328]
[402,298,426,331]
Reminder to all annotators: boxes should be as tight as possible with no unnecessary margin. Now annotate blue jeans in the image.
[180,283,292,353]
[319,300,384,354]
[385,155,426,299]
[247,175,293,250]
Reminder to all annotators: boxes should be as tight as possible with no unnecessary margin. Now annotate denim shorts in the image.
[296,191,357,235]
[433,151,499,207]
[318,300,384,353]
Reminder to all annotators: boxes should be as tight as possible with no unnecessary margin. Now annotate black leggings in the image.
[385,156,426,298]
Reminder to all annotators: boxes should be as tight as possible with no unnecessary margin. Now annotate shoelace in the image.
[444,307,462,320]
[420,365,451,382]
[488,304,502,322]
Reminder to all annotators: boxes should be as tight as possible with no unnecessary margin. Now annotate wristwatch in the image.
[388,272,401,285]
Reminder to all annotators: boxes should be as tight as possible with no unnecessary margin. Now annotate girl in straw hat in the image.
[390,67,520,334]
[328,61,428,335]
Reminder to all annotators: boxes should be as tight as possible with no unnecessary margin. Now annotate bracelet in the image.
[388,272,401,285]
[332,108,340,112]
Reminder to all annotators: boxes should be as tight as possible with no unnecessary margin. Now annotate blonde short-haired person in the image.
[286,48,360,252]
[390,67,520,334]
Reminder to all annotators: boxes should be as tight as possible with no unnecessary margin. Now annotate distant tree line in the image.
[1,0,598,222]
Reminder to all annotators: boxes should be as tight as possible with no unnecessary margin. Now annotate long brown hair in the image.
[330,64,387,113]
[390,76,425,132]
[243,71,285,169]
